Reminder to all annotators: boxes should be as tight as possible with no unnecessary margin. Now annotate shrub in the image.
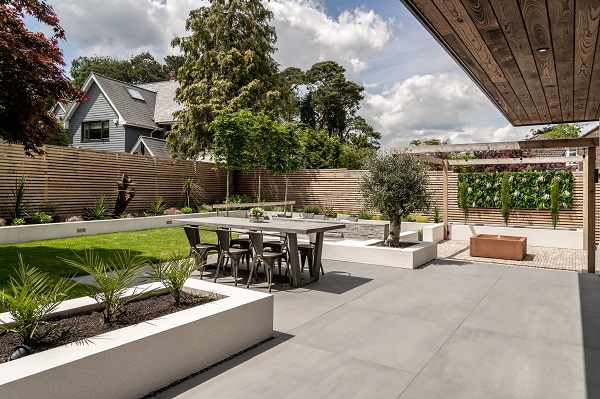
[358,209,372,220]
[323,205,335,218]
[60,250,148,324]
[433,205,441,223]
[31,211,53,224]
[11,217,26,226]
[0,255,75,346]
[501,172,511,226]
[82,195,109,220]
[198,203,213,213]
[180,206,194,214]
[147,256,200,306]
[146,197,167,216]
[551,175,560,229]
[301,205,321,214]
[412,214,429,223]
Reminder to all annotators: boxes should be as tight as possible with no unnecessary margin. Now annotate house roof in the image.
[130,136,172,158]
[137,80,182,124]
[64,73,158,130]
[400,1,600,126]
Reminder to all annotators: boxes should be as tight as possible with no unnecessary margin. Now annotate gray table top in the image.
[172,216,346,234]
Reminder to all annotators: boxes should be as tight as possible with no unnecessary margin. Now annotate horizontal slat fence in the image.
[0,143,227,217]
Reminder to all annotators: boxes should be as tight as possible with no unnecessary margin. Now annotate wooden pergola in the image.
[392,137,599,273]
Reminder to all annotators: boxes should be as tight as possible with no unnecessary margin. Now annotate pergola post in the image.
[442,160,449,239]
[583,146,596,273]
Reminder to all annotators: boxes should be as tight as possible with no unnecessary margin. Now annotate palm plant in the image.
[146,196,167,216]
[60,250,148,324]
[0,255,75,346]
[147,256,201,306]
[7,175,29,220]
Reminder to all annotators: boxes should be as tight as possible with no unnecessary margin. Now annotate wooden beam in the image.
[413,154,445,165]
[583,146,596,273]
[392,137,599,154]
[442,160,449,239]
[447,156,583,166]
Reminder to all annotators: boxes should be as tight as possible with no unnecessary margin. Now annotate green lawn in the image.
[0,227,221,290]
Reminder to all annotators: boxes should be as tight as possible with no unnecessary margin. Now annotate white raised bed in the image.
[322,239,437,269]
[0,279,273,399]
[0,210,247,245]
[448,223,583,249]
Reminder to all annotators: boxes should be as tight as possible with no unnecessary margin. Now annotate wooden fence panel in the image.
[0,143,227,218]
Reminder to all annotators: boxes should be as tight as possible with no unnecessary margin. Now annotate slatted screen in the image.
[0,143,227,217]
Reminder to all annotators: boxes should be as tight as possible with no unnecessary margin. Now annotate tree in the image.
[339,144,374,170]
[299,128,341,169]
[300,61,364,141]
[277,67,305,122]
[268,122,302,213]
[360,153,431,246]
[49,118,69,146]
[162,55,185,76]
[129,52,167,85]
[210,108,252,202]
[169,0,280,159]
[529,123,582,140]
[247,112,279,202]
[0,0,83,156]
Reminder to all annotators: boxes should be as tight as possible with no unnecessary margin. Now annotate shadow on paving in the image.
[579,268,600,398]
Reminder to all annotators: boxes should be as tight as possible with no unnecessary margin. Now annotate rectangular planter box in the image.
[321,239,437,269]
[0,279,273,399]
[470,234,527,261]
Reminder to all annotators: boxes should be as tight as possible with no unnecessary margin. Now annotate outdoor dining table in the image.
[172,216,346,287]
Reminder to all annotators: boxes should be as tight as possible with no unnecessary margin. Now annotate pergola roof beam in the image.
[447,156,583,166]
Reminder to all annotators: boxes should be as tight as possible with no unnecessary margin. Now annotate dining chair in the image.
[247,232,287,292]
[214,229,251,286]
[263,232,289,275]
[299,233,324,276]
[184,226,220,279]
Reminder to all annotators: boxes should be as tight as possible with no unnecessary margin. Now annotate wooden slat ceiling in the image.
[400,0,600,126]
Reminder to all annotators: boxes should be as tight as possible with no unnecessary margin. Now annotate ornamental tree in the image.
[0,0,84,156]
[169,0,280,159]
[267,122,302,213]
[361,153,431,246]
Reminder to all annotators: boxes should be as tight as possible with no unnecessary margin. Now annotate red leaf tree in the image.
[0,0,84,156]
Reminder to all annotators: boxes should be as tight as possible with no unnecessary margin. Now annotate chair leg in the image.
[232,257,239,286]
[301,253,306,272]
[214,253,225,282]
[247,257,258,288]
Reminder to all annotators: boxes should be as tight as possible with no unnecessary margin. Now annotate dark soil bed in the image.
[0,292,216,363]
[368,241,417,248]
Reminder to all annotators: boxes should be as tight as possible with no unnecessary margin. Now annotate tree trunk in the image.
[258,169,262,204]
[284,174,289,216]
[389,213,401,246]
[225,170,230,217]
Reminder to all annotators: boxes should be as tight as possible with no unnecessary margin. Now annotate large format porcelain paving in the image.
[154,259,600,399]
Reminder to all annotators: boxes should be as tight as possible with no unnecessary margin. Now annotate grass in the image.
[0,227,221,292]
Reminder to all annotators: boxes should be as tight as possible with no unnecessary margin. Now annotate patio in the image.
[146,256,600,399]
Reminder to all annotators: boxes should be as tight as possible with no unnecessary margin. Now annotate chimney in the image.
[169,70,177,81]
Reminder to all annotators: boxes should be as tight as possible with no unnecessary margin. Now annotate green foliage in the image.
[433,205,441,223]
[168,0,280,158]
[227,194,255,204]
[301,205,321,214]
[180,206,194,214]
[147,256,200,306]
[32,212,53,224]
[533,123,582,139]
[11,217,26,226]
[0,254,75,346]
[83,195,108,220]
[358,209,372,220]
[501,172,511,226]
[198,203,213,213]
[182,178,204,209]
[146,197,167,216]
[458,179,469,224]
[299,128,341,169]
[412,214,429,223]
[49,119,69,146]
[323,205,335,218]
[551,175,560,229]
[6,175,29,220]
[456,171,573,210]
[60,250,148,324]
[248,207,265,219]
[339,143,376,170]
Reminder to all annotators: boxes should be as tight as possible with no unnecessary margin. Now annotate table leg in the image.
[311,232,324,279]
[287,233,301,287]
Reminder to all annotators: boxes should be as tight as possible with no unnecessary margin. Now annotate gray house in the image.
[61,73,182,154]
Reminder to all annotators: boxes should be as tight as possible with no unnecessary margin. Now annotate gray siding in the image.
[53,104,65,120]
[68,83,125,152]
[124,126,156,152]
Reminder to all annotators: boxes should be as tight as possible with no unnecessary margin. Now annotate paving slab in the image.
[399,374,508,399]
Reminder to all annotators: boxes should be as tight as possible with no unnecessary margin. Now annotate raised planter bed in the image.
[470,234,527,261]
[0,210,247,245]
[449,223,582,249]
[0,279,273,399]
[321,239,437,269]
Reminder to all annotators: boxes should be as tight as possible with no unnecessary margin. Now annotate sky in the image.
[30,0,595,149]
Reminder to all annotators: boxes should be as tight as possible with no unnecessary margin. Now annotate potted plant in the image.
[248,207,264,222]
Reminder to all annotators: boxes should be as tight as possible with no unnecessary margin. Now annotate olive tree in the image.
[360,153,431,246]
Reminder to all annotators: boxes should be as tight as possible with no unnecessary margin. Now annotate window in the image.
[126,88,145,101]
[565,147,578,167]
[82,120,110,141]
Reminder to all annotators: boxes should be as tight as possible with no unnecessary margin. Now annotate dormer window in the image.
[126,88,145,101]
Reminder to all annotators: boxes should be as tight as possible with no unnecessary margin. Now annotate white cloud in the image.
[362,72,532,148]
[266,0,394,75]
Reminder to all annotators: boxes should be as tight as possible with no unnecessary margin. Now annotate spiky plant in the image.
[60,250,147,324]
[147,255,203,306]
[146,196,167,216]
[0,255,75,346]
[7,175,29,220]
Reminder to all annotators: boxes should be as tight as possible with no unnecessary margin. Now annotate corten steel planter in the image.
[470,234,527,261]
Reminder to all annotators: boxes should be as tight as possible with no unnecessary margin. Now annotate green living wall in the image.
[457,171,573,210]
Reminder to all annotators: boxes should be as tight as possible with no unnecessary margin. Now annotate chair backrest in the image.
[215,229,231,252]
[184,226,200,248]
[248,232,264,256]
